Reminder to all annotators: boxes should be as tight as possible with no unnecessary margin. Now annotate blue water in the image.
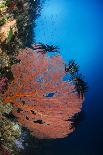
[32,0,103,154]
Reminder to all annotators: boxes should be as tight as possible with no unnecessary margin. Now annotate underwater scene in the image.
[0,0,103,155]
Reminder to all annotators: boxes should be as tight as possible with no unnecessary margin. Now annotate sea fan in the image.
[2,46,83,139]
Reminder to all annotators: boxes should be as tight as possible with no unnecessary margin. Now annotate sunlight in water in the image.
[42,0,63,17]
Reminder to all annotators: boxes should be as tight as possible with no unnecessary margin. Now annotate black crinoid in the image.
[65,59,80,74]
[38,43,60,54]
[70,73,88,98]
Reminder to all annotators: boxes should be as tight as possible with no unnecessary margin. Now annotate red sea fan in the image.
[0,77,8,92]
[2,45,83,139]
